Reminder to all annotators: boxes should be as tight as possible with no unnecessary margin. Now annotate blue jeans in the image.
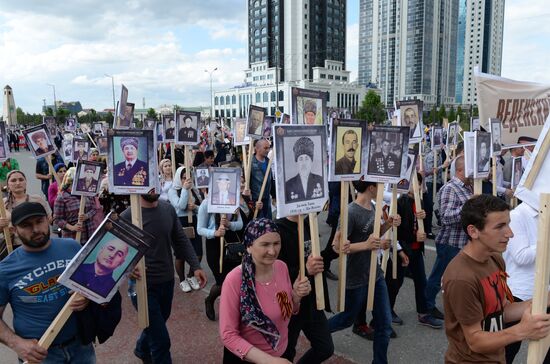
[131,280,174,364]
[328,277,392,364]
[425,243,460,311]
[22,339,95,364]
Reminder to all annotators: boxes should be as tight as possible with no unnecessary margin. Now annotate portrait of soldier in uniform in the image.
[335,129,360,175]
[195,168,210,188]
[368,138,400,175]
[164,117,176,140]
[76,164,100,193]
[284,136,324,203]
[178,114,197,143]
[113,137,149,186]
[73,140,89,161]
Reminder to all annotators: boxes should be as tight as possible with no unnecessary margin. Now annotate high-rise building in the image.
[248,0,346,83]
[457,0,504,105]
[358,0,459,109]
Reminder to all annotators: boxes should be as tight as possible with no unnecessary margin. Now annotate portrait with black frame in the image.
[246,105,266,139]
[72,160,102,197]
[23,124,57,159]
[0,122,9,161]
[291,87,327,125]
[365,125,410,184]
[72,138,90,162]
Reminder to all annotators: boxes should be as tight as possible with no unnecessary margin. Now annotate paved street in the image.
[0,150,529,363]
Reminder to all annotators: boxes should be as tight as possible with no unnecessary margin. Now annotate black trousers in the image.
[282,303,334,363]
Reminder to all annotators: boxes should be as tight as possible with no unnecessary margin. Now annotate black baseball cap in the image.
[11,202,48,226]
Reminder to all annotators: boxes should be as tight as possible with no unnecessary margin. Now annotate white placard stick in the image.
[381,229,391,276]
[130,195,149,329]
[241,145,248,177]
[170,143,176,177]
[473,178,482,195]
[391,185,398,280]
[185,146,193,224]
[337,181,349,312]
[492,155,497,196]
[37,293,80,350]
[412,172,425,234]
[87,133,98,149]
[367,183,385,311]
[0,197,13,254]
[298,214,305,279]
[253,158,273,219]
[308,212,325,310]
[74,197,86,243]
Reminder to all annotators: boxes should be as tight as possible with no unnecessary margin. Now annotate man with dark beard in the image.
[0,202,94,363]
[122,191,208,364]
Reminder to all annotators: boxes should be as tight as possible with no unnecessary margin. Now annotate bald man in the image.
[424,156,473,320]
[71,239,130,297]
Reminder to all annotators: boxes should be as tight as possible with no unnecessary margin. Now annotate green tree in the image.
[437,105,447,124]
[448,106,456,122]
[146,108,158,120]
[356,90,386,124]
[105,112,114,126]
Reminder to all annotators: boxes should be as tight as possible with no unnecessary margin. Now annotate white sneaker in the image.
[187,276,201,291]
[180,279,192,293]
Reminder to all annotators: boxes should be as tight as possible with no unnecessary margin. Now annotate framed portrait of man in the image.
[291,87,327,125]
[280,113,291,124]
[108,129,159,194]
[176,110,201,145]
[163,114,176,142]
[96,136,108,155]
[511,156,523,189]
[195,167,210,189]
[233,118,250,146]
[246,105,266,139]
[273,125,329,218]
[44,116,57,137]
[65,117,77,132]
[207,167,241,214]
[116,85,131,129]
[23,124,57,159]
[328,118,367,182]
[262,116,275,139]
[156,121,164,142]
[72,138,90,162]
[365,125,410,184]
[58,213,152,304]
[474,131,491,178]
[72,161,102,197]
[395,149,418,194]
[464,131,476,178]
[471,117,481,132]
[62,139,73,163]
[431,126,443,151]
[447,121,459,148]
[490,118,502,155]
[396,99,423,144]
[0,122,9,162]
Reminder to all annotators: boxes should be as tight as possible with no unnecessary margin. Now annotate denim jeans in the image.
[131,279,174,364]
[425,243,460,311]
[328,277,392,364]
[282,302,334,363]
[21,340,95,364]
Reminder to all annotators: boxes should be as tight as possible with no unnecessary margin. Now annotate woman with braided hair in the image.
[219,218,311,363]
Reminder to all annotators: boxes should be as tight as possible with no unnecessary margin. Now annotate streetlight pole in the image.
[204,68,218,120]
[47,83,57,117]
[105,74,116,114]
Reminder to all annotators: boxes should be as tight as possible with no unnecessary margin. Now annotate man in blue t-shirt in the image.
[0,202,94,364]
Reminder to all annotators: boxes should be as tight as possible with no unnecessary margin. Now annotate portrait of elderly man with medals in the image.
[113,136,149,186]
[284,136,324,203]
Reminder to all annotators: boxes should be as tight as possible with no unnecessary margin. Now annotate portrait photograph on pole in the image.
[232,118,250,146]
[116,84,131,129]
[273,124,329,218]
[163,113,176,142]
[58,213,152,304]
[328,118,367,182]
[71,161,103,197]
[194,167,211,189]
[291,87,327,125]
[394,149,418,194]
[447,121,459,148]
[490,118,503,155]
[0,122,9,161]
[65,117,77,132]
[245,105,266,139]
[107,129,159,194]
[23,124,57,159]
[206,167,241,214]
[44,116,57,137]
[96,136,108,155]
[72,138,90,162]
[396,99,423,143]
[142,118,156,130]
[93,122,105,135]
[262,115,275,139]
[431,126,443,151]
[365,125,410,184]
[474,131,491,178]
[176,110,201,145]
[464,131,476,178]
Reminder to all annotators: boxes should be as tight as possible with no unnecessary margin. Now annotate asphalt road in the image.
[0,150,529,363]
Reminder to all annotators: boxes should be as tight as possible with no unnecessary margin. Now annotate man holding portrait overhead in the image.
[285,137,324,202]
[113,137,149,186]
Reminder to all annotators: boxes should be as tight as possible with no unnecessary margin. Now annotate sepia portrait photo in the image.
[72,161,102,197]
[273,125,328,218]
[490,118,502,155]
[329,118,367,182]
[233,118,250,146]
[291,87,327,125]
[246,105,266,139]
[23,124,57,159]
[365,125,410,183]
[474,131,491,178]
[176,111,200,145]
[207,167,241,214]
[396,99,423,143]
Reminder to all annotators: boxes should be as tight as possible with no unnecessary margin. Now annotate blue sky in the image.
[0,0,547,114]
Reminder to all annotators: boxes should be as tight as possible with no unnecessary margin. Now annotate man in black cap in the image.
[0,202,94,363]
[113,137,149,186]
[285,136,324,203]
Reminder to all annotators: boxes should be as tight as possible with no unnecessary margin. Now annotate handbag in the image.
[224,231,245,263]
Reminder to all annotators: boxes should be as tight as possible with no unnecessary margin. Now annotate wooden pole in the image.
[185,146,193,224]
[432,149,438,204]
[74,197,86,243]
[253,158,273,219]
[473,178,482,195]
[349,181,356,200]
[46,156,62,187]
[170,143,176,177]
[298,215,305,279]
[0,198,13,254]
[37,293,80,349]
[219,233,225,274]
[391,185,398,279]
[367,184,385,311]
[412,172,425,234]
[492,155,497,196]
[308,212,325,310]
[245,140,254,191]
[241,145,248,177]
[337,181,349,312]
[130,195,149,329]
[87,133,98,149]
[527,194,550,363]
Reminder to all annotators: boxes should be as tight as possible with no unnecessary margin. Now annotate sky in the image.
[0,0,548,114]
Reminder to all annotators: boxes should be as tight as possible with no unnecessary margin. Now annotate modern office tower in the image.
[358,0,459,108]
